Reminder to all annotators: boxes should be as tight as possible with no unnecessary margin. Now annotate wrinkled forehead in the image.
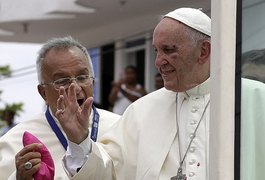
[152,18,185,45]
[44,47,88,64]
[154,17,182,32]
[47,46,86,58]
[42,47,91,76]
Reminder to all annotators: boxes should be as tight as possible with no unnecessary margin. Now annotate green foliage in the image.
[0,65,24,122]
[0,103,24,120]
[0,65,12,77]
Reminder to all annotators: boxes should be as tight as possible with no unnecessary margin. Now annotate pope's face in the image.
[38,46,93,116]
[152,18,202,92]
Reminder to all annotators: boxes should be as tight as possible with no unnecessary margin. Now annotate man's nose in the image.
[155,53,167,67]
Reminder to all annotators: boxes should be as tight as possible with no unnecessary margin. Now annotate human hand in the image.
[15,143,42,180]
[22,131,55,180]
[111,80,122,88]
[56,83,93,144]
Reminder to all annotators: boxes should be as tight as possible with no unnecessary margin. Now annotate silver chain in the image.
[176,93,210,169]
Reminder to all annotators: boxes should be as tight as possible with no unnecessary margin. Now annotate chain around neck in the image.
[176,93,210,169]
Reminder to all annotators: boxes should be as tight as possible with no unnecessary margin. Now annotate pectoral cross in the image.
[170,167,187,180]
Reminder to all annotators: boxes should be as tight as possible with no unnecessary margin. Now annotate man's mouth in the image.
[160,66,175,75]
[161,69,175,76]
[77,99,84,106]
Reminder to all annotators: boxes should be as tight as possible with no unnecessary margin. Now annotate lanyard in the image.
[45,105,100,150]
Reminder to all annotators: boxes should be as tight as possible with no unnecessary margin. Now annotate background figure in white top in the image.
[108,65,147,115]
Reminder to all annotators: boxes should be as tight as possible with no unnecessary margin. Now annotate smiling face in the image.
[38,46,93,115]
[152,18,210,92]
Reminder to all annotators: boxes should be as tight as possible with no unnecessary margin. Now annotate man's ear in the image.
[197,40,211,64]
[38,85,47,104]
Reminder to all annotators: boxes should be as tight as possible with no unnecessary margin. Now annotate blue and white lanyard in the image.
[45,105,100,150]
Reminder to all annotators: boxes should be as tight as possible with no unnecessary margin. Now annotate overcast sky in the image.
[0,42,44,123]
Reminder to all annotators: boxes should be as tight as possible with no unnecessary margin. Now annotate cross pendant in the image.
[170,167,187,180]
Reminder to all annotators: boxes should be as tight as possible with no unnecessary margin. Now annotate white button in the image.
[189,172,195,177]
[189,159,196,165]
[189,133,195,139]
[191,108,198,113]
[190,120,197,125]
[189,146,196,153]
[192,97,199,100]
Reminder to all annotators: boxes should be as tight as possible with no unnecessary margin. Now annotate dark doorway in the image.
[135,49,145,86]
[101,44,114,110]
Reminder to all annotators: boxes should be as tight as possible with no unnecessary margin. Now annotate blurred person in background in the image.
[108,65,147,115]
[155,72,164,90]
[0,109,17,136]
[0,103,23,136]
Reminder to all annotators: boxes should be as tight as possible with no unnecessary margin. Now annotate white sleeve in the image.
[63,136,92,176]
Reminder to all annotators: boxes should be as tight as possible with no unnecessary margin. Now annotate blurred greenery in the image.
[0,65,24,125]
[0,103,24,119]
[0,65,11,77]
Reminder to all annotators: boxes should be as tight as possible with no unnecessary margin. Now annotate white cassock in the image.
[68,79,210,180]
[0,108,120,180]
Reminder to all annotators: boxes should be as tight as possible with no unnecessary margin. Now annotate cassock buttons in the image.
[192,96,199,101]
[189,133,195,139]
[190,120,197,125]
[189,172,195,177]
[189,146,196,153]
[191,107,198,113]
[189,159,196,165]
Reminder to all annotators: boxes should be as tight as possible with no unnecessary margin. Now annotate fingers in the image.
[81,97,94,118]
[56,84,79,117]
[55,83,93,144]
[16,162,41,180]
[56,86,69,117]
[58,86,68,108]
[16,143,42,159]
[68,83,78,105]
[15,144,42,180]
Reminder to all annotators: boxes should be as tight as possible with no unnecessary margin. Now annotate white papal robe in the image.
[0,108,120,180]
[68,79,210,180]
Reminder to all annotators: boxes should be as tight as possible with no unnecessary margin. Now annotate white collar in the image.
[185,78,210,96]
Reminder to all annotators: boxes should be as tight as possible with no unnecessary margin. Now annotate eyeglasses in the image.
[42,75,94,90]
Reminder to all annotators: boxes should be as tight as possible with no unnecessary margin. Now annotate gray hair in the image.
[36,36,94,84]
[182,24,210,46]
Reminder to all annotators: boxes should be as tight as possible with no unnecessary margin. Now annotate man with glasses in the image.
[0,36,120,179]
